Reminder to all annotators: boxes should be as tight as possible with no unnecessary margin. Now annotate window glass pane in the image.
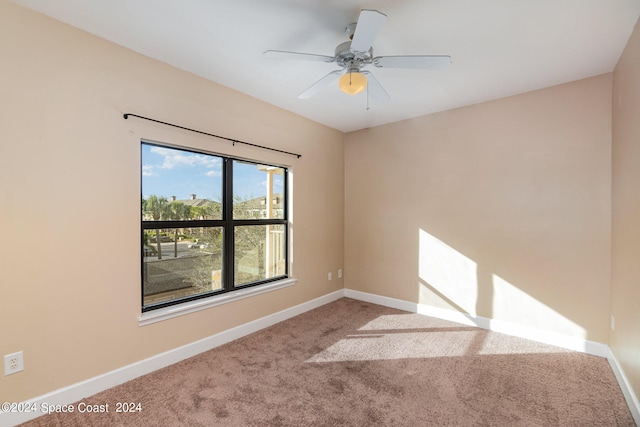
[235,225,286,286]
[142,143,223,220]
[141,141,289,311]
[143,227,223,306]
[233,161,285,219]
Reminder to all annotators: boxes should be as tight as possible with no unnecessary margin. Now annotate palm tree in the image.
[169,201,192,257]
[141,197,148,220]
[146,195,169,259]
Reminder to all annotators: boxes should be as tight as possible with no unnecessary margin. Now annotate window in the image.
[141,142,288,311]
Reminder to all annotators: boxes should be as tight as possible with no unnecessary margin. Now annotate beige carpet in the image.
[20,298,635,426]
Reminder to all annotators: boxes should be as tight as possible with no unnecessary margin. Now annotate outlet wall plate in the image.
[4,351,24,376]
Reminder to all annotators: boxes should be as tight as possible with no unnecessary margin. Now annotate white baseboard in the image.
[0,289,345,426]
[607,349,640,425]
[344,288,639,424]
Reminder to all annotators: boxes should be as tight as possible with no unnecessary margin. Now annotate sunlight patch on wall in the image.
[418,229,477,316]
[492,274,586,339]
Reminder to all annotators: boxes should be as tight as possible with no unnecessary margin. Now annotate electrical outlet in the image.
[4,351,24,376]
[611,315,615,330]
[338,269,343,279]
[328,272,332,281]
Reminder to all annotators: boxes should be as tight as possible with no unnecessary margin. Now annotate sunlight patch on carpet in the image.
[306,330,480,362]
[306,317,571,363]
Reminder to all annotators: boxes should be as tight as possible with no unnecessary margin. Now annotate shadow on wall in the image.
[417,228,586,340]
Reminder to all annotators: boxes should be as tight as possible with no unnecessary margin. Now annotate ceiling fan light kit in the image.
[339,70,367,95]
[264,9,451,104]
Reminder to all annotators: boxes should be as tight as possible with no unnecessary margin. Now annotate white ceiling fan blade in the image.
[264,50,336,63]
[373,55,452,70]
[361,71,390,103]
[350,9,387,53]
[298,70,343,99]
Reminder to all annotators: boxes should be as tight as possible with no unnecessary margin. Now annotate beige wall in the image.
[0,2,344,402]
[345,74,613,343]
[612,17,640,400]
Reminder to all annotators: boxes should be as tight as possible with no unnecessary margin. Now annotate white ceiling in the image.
[14,0,640,133]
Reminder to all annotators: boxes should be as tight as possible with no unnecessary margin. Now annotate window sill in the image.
[138,277,297,326]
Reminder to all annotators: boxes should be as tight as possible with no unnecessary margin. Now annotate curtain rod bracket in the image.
[123,113,301,159]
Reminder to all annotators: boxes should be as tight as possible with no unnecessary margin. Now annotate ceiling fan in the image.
[264,9,451,103]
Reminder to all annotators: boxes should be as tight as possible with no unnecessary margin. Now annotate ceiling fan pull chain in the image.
[366,84,370,110]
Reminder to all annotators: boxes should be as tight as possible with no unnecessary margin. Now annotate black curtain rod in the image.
[123,113,301,159]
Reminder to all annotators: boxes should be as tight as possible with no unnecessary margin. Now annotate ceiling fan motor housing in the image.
[335,41,373,70]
